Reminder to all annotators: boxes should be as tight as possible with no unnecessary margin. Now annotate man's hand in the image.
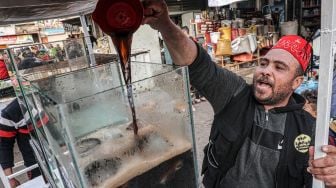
[308,146,336,187]
[142,0,171,30]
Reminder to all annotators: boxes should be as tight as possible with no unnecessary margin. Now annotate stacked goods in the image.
[216,39,232,56]
[199,21,221,34]
[216,27,232,56]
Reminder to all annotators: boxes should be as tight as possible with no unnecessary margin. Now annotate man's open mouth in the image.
[256,80,273,89]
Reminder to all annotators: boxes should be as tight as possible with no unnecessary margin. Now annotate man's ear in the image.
[292,75,304,90]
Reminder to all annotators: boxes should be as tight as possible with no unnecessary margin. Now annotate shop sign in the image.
[208,0,247,7]
[0,36,17,45]
[16,35,34,44]
[0,35,34,45]
[63,23,81,33]
[15,24,39,34]
[44,28,65,36]
[0,25,16,36]
[39,19,65,35]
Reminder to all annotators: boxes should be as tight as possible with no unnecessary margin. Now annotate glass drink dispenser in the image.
[4,41,199,188]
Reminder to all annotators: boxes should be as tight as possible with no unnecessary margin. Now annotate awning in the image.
[0,0,97,25]
[61,17,81,26]
[0,0,207,25]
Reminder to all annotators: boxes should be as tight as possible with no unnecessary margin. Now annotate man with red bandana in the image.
[142,0,336,187]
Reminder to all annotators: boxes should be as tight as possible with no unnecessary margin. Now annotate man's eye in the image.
[276,66,284,70]
[260,62,267,67]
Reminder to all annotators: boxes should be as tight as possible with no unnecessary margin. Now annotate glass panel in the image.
[3,44,84,187]
[6,41,198,187]
[5,38,90,79]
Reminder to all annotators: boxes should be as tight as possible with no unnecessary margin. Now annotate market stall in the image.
[186,0,322,73]
[0,1,198,188]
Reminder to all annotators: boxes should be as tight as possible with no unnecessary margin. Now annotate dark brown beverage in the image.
[120,150,197,188]
[84,149,197,188]
[92,0,144,135]
[111,32,138,135]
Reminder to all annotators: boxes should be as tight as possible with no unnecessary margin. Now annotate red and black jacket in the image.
[0,99,49,138]
[0,59,9,80]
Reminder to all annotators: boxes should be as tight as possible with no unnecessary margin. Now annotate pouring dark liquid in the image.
[111,32,138,135]
[93,0,144,135]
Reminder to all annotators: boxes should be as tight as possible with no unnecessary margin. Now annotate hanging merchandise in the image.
[231,34,257,55]
[231,28,239,40]
[262,5,273,20]
[280,21,298,36]
[221,20,232,27]
[236,18,245,28]
[255,25,264,36]
[267,32,279,46]
[204,32,211,44]
[238,28,247,36]
[248,34,257,52]
[210,32,221,44]
[218,27,231,40]
[216,39,232,56]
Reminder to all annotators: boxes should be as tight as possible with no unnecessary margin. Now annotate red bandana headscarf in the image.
[271,35,312,72]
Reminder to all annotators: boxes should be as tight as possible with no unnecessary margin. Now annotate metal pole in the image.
[79,14,96,66]
[313,0,336,187]
[293,0,295,20]
[0,165,11,188]
[284,0,288,21]
[256,0,261,11]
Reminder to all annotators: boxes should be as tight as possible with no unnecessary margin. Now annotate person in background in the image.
[55,44,65,62]
[89,31,98,48]
[328,70,336,146]
[30,46,38,55]
[65,36,83,59]
[0,98,49,187]
[142,0,336,187]
[17,48,42,70]
[302,89,317,118]
[0,53,9,80]
[49,44,57,60]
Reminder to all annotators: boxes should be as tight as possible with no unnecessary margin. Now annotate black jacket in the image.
[188,44,314,188]
[201,86,314,188]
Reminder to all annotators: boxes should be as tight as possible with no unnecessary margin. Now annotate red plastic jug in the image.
[92,0,144,35]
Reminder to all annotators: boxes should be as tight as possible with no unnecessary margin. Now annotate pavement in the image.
[192,100,213,187]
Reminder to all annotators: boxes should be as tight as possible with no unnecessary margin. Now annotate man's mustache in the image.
[255,76,274,87]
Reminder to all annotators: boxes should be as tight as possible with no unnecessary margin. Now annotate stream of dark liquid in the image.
[111,32,138,135]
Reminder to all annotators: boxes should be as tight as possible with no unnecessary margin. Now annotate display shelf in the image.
[303,23,320,27]
[300,1,321,32]
[302,14,320,18]
[302,5,320,9]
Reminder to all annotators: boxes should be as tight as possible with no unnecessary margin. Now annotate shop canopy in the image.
[0,0,206,25]
[0,0,96,25]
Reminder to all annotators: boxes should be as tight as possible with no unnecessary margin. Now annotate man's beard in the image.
[253,75,293,105]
